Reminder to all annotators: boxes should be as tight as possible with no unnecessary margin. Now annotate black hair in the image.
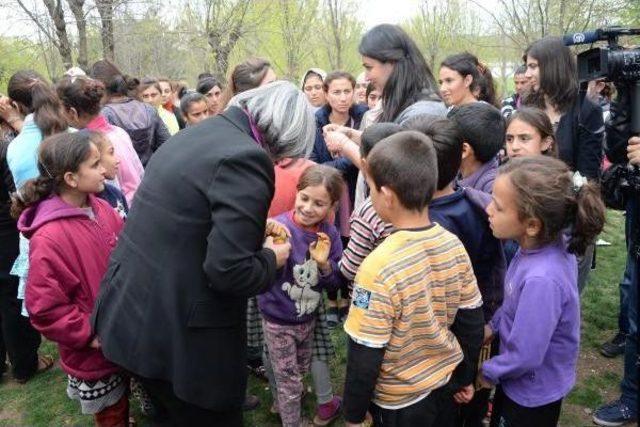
[56,76,105,117]
[180,91,207,114]
[365,82,375,98]
[11,132,94,217]
[323,71,356,91]
[360,123,403,158]
[8,70,68,137]
[499,156,605,255]
[441,53,497,106]
[197,72,214,81]
[196,77,223,95]
[523,37,578,113]
[359,24,440,123]
[89,59,139,98]
[403,115,462,190]
[514,64,527,75]
[448,102,505,163]
[367,130,438,211]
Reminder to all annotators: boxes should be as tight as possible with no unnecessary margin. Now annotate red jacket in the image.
[18,195,123,380]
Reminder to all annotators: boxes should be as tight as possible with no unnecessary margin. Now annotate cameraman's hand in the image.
[627,136,640,166]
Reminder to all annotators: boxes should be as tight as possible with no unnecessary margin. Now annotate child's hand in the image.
[476,372,493,390]
[309,232,331,268]
[453,384,475,404]
[89,337,101,349]
[265,219,290,244]
[264,236,291,269]
[483,324,494,345]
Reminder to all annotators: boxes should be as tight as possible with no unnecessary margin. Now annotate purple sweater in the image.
[258,212,343,325]
[482,240,580,407]
[458,156,499,194]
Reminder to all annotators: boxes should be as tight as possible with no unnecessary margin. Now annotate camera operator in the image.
[592,84,638,426]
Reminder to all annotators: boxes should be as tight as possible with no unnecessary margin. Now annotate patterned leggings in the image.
[262,318,315,427]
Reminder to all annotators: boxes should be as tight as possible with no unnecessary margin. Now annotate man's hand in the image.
[627,136,640,166]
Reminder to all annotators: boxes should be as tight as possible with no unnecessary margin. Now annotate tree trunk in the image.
[67,0,87,70]
[41,0,73,68]
[96,0,115,61]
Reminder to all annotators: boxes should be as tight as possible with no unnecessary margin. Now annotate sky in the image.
[361,0,423,29]
[2,0,487,38]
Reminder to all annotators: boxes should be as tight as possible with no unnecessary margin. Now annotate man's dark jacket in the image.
[92,107,277,411]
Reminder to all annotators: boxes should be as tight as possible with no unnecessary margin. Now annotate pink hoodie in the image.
[18,195,123,380]
[86,115,144,206]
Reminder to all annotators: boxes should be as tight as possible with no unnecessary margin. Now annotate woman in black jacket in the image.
[91,81,315,426]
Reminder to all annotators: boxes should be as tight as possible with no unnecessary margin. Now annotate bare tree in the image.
[277,0,318,79]
[66,0,87,69]
[204,0,254,80]
[469,0,626,50]
[96,0,115,61]
[321,0,361,70]
[15,0,73,68]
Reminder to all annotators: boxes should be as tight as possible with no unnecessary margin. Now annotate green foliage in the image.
[0,38,51,93]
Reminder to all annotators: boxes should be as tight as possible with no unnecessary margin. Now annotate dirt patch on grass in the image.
[561,348,624,427]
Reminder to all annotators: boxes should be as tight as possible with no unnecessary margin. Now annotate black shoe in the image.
[242,394,260,411]
[326,307,339,329]
[600,332,627,358]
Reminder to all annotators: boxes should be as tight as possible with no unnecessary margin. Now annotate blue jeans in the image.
[621,194,638,413]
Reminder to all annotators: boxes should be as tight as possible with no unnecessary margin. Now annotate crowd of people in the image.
[0,22,637,427]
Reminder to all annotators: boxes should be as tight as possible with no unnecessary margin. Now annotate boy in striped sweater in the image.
[343,131,484,427]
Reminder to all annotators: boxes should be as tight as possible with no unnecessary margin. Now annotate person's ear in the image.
[63,171,78,189]
[541,136,553,153]
[380,186,395,209]
[525,217,542,239]
[464,74,473,89]
[461,142,474,160]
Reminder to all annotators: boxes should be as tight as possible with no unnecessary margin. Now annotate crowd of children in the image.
[0,22,628,427]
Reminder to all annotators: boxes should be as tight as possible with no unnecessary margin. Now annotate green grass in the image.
[0,211,629,426]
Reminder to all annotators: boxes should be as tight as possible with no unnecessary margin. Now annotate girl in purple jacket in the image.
[258,165,345,427]
[480,156,605,427]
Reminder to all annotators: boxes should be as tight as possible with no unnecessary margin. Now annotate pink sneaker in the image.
[313,396,342,426]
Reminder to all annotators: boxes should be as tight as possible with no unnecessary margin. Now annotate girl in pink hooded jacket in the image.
[15,131,127,426]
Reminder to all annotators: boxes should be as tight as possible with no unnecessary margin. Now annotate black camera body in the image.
[574,27,640,84]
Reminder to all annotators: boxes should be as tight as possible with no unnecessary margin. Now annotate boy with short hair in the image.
[343,131,484,427]
[448,103,505,194]
[405,115,506,424]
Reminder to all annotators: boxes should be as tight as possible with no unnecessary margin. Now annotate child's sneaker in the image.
[326,307,339,329]
[593,399,637,426]
[313,395,342,426]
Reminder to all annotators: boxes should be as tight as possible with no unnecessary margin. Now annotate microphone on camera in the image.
[562,30,602,46]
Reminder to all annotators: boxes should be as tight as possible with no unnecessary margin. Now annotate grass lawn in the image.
[0,211,629,426]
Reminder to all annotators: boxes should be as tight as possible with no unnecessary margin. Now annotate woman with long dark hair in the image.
[439,52,497,107]
[359,24,445,124]
[89,60,170,167]
[522,36,604,293]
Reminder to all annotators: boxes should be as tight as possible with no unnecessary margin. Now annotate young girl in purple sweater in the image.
[258,165,345,427]
[479,156,605,427]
